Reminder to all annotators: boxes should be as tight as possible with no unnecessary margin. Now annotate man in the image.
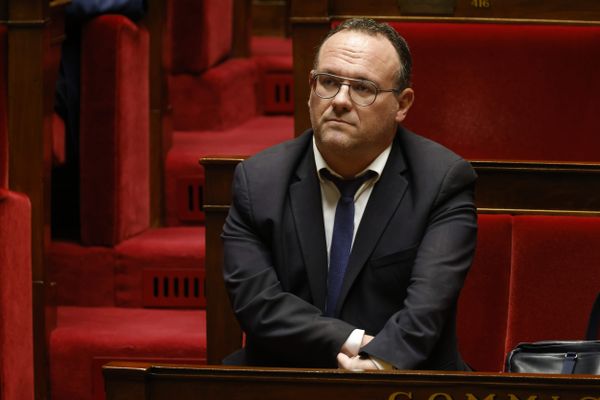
[222,18,477,371]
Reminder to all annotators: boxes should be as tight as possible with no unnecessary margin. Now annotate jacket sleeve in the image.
[361,158,478,369]
[222,162,356,367]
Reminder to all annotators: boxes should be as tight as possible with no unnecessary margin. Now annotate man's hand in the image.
[362,334,374,347]
[336,353,378,371]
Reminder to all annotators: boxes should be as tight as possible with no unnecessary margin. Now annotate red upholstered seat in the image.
[114,227,205,307]
[0,190,34,400]
[457,214,512,372]
[164,0,294,224]
[165,116,293,225]
[252,37,294,114]
[167,0,257,131]
[80,15,150,246]
[386,22,600,162]
[50,307,206,400]
[167,0,232,74]
[167,0,294,130]
[48,241,117,307]
[505,216,600,355]
[170,57,260,131]
[0,24,35,400]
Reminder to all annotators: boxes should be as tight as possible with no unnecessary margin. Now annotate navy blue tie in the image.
[321,169,376,316]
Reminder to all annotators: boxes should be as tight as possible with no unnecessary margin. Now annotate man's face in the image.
[309,30,414,166]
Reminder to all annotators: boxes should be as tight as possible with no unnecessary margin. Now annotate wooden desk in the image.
[104,361,600,400]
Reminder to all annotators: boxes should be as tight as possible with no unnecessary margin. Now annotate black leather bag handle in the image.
[585,292,600,340]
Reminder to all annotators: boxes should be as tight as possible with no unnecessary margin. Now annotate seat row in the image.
[458,214,600,372]
[46,1,294,399]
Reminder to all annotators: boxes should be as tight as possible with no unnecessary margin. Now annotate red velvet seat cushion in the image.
[0,190,34,400]
[114,227,206,307]
[506,216,600,355]
[168,0,233,74]
[80,15,150,246]
[457,214,512,372]
[384,22,600,162]
[48,241,116,306]
[50,306,206,400]
[165,116,293,225]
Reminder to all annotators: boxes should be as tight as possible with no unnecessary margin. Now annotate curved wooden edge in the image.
[312,15,600,26]
[103,360,600,379]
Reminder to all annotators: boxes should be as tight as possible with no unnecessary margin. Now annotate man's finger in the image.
[337,352,351,369]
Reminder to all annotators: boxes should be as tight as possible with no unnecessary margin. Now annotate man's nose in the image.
[331,84,353,108]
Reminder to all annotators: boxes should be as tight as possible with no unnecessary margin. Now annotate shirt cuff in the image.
[370,356,394,370]
[341,329,365,357]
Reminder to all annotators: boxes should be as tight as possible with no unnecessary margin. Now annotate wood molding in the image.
[104,361,600,400]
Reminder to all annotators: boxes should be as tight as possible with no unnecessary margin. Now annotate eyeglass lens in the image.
[314,74,378,106]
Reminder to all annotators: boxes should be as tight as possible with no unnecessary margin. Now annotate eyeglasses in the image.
[310,72,400,107]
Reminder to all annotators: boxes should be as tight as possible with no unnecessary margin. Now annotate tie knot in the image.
[321,169,377,200]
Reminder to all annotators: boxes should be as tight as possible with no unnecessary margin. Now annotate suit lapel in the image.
[289,145,329,311]
[335,137,409,315]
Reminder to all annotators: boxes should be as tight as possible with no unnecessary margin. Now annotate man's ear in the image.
[307,70,315,107]
[395,88,415,124]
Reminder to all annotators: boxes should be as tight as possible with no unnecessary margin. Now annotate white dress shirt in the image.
[312,138,393,370]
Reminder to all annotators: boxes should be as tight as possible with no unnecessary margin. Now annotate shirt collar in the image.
[312,136,392,182]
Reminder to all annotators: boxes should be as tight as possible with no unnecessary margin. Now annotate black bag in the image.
[506,293,600,374]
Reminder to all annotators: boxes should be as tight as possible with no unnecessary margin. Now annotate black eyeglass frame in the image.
[310,71,401,106]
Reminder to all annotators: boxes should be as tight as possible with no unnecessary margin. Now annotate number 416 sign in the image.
[471,0,491,8]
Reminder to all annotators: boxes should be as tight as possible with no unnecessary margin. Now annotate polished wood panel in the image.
[453,0,600,20]
[201,157,245,364]
[473,161,600,216]
[104,361,600,400]
[145,0,170,226]
[252,0,290,37]
[232,0,253,58]
[330,0,600,21]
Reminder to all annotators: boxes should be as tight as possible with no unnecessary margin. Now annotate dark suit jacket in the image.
[222,127,477,370]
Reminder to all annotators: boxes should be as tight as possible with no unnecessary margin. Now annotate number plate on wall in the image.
[398,0,455,15]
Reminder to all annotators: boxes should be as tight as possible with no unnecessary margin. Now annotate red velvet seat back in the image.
[505,216,600,356]
[0,190,34,400]
[167,0,233,74]
[386,22,600,162]
[457,214,512,372]
[80,15,150,246]
[167,0,258,131]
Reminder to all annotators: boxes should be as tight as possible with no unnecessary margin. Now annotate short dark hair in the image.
[313,18,412,89]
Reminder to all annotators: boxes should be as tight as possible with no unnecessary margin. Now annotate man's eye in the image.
[320,77,338,88]
[353,82,374,94]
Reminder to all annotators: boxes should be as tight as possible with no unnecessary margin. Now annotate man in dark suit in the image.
[222,18,477,370]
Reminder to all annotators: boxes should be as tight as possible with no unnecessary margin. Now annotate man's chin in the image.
[317,130,361,152]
